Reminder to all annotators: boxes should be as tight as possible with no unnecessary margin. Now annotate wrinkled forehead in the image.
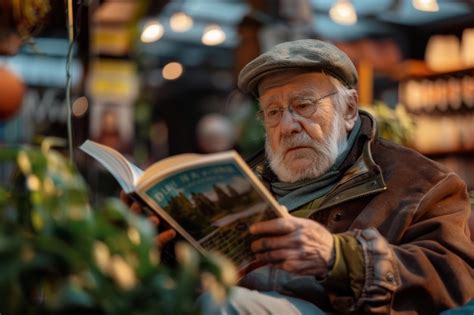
[258,70,335,100]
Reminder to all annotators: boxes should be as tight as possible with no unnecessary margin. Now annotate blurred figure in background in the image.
[196,113,237,153]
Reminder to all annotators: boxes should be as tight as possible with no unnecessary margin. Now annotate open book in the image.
[80,140,287,274]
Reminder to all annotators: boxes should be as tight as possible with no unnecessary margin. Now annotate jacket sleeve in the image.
[330,173,474,314]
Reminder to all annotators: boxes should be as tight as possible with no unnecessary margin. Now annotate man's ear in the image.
[343,90,359,132]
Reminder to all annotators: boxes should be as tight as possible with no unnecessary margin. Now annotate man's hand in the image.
[120,191,176,247]
[249,216,335,277]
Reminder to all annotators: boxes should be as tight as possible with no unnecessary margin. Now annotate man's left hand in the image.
[249,216,335,277]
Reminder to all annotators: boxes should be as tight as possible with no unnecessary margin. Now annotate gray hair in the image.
[323,71,358,113]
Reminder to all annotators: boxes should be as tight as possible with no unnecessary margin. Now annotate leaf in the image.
[0,143,231,313]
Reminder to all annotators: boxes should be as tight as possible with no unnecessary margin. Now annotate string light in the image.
[169,12,193,32]
[140,20,164,43]
[162,62,184,80]
[412,0,439,12]
[329,0,357,25]
[201,24,226,46]
[72,96,88,117]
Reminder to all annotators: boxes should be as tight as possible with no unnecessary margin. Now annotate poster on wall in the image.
[89,98,133,154]
[87,58,139,155]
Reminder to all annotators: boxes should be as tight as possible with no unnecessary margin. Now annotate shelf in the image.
[391,60,474,81]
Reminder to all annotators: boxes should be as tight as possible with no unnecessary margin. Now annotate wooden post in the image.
[358,59,373,106]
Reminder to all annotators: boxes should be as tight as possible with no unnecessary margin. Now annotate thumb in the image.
[279,204,290,217]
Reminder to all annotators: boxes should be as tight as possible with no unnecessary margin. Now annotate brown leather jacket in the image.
[248,111,474,314]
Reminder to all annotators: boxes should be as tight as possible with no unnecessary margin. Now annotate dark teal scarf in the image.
[271,117,362,211]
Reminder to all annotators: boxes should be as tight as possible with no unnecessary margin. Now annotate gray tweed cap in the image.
[238,39,358,97]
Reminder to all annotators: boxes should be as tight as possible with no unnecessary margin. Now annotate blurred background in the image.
[1,0,473,202]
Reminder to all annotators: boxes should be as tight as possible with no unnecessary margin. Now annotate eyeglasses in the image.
[257,91,338,127]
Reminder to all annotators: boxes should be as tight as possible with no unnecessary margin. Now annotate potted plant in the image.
[0,140,236,314]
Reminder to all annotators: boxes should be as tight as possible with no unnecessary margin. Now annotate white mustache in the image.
[279,133,318,153]
[265,113,346,182]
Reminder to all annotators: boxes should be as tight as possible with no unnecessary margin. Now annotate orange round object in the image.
[0,67,25,120]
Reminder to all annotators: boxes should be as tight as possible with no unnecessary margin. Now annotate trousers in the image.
[200,286,324,315]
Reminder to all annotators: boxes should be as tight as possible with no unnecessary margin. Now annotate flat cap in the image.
[238,39,358,97]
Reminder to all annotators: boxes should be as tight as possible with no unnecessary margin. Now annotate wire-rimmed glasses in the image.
[257,91,338,127]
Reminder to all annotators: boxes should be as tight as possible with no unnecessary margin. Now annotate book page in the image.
[139,153,201,185]
[80,140,143,193]
[136,153,285,272]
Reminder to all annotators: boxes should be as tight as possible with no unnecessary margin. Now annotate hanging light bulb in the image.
[412,0,439,12]
[201,24,226,46]
[140,19,164,43]
[330,0,357,25]
[170,11,193,32]
[162,62,184,80]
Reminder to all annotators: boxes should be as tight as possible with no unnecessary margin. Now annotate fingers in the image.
[251,234,300,252]
[120,190,132,206]
[249,216,336,277]
[255,248,302,263]
[249,218,295,235]
[155,229,176,247]
[148,215,160,225]
[130,202,143,214]
[272,259,329,276]
[120,191,144,215]
[119,191,176,248]
[255,249,330,276]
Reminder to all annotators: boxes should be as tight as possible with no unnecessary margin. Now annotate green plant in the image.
[362,102,415,145]
[0,141,236,314]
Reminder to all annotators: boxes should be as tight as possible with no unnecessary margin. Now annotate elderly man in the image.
[234,39,474,314]
[125,39,474,314]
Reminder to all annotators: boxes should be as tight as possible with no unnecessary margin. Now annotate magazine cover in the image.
[139,160,279,270]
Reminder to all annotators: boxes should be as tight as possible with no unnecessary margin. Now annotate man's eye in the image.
[265,108,280,118]
[293,103,312,113]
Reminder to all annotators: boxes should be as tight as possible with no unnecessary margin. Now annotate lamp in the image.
[162,62,184,80]
[461,28,474,67]
[425,35,462,71]
[140,20,164,43]
[412,0,439,12]
[201,24,226,46]
[169,12,193,32]
[329,0,357,25]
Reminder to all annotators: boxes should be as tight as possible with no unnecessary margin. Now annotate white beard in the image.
[265,115,347,183]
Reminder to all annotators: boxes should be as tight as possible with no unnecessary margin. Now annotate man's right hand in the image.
[120,191,176,247]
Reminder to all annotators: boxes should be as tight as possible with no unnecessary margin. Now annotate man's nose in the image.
[279,109,302,135]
